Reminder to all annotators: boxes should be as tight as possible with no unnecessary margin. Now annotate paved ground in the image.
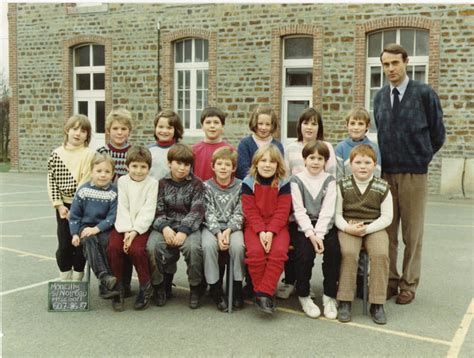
[0,172,473,357]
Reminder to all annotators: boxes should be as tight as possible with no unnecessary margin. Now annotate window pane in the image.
[93,73,105,90]
[196,109,203,128]
[203,70,208,88]
[407,65,413,78]
[369,90,379,110]
[92,45,105,66]
[203,40,208,62]
[284,37,313,59]
[383,30,396,46]
[416,30,429,56]
[78,101,88,116]
[185,71,190,88]
[414,65,426,83]
[195,39,203,62]
[74,46,90,67]
[368,32,382,57]
[400,29,415,56]
[197,90,202,108]
[185,91,190,108]
[178,71,183,89]
[177,91,183,109]
[176,41,183,63]
[76,74,91,90]
[370,66,382,88]
[184,110,190,128]
[197,70,202,88]
[95,101,105,133]
[287,100,309,138]
[184,39,192,63]
[286,68,312,87]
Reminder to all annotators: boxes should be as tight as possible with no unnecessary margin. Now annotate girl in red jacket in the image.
[241,144,291,314]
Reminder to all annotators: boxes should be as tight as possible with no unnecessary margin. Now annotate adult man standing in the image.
[374,43,445,305]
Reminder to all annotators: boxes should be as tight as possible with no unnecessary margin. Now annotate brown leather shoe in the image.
[396,290,415,305]
[386,286,398,300]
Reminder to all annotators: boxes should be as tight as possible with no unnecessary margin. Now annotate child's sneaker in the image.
[298,296,321,318]
[322,294,338,320]
[276,283,295,299]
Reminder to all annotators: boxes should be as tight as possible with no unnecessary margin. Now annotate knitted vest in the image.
[291,174,334,223]
[339,176,389,223]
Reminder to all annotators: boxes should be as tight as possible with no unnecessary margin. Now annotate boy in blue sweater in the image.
[70,153,119,298]
[335,107,381,180]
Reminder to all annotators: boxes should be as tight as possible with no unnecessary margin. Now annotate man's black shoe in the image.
[370,304,387,325]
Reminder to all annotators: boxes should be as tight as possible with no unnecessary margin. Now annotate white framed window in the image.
[174,38,209,134]
[366,29,429,134]
[281,36,313,145]
[73,43,105,149]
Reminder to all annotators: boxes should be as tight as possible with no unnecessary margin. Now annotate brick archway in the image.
[161,28,217,110]
[62,35,113,119]
[354,16,441,106]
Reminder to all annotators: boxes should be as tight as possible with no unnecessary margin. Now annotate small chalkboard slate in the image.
[48,281,90,312]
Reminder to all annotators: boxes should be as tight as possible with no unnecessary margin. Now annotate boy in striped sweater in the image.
[202,147,244,312]
[97,107,134,298]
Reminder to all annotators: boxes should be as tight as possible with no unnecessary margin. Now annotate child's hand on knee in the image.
[310,235,324,254]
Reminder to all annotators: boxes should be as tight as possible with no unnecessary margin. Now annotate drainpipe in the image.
[156,20,161,113]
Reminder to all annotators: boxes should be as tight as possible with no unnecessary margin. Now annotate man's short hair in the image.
[380,43,408,63]
[212,147,238,168]
[125,145,152,168]
[167,143,194,166]
[200,107,226,125]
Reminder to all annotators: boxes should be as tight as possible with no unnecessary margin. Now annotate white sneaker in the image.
[276,284,295,299]
[298,296,321,318]
[323,294,338,320]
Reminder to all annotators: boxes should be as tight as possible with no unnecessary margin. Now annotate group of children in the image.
[47,103,392,325]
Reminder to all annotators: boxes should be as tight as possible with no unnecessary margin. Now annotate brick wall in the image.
[9,3,474,193]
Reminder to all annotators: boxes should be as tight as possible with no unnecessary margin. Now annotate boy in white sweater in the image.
[107,146,158,311]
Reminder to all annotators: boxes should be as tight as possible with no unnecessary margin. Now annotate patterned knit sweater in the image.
[69,181,118,235]
[203,178,243,235]
[335,175,393,235]
[97,143,131,180]
[374,79,445,174]
[153,173,205,235]
[47,145,96,207]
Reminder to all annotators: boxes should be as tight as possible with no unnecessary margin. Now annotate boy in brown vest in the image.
[335,144,393,325]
